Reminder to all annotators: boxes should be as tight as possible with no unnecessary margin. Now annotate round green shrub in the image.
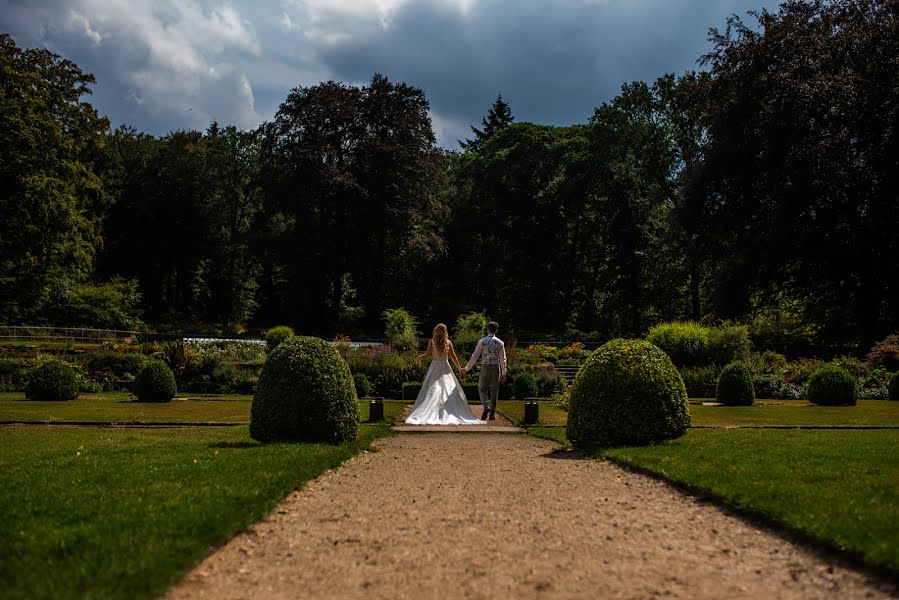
[715,360,755,406]
[265,325,295,351]
[513,372,539,399]
[888,372,898,401]
[567,339,690,448]
[806,363,857,406]
[251,336,358,444]
[25,360,79,401]
[646,321,709,368]
[133,360,177,403]
[353,372,372,398]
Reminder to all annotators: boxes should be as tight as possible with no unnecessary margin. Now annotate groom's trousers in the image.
[478,364,500,416]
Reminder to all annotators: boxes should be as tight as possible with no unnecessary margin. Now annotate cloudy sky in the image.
[2,0,779,147]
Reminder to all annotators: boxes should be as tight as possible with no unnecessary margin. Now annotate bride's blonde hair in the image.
[432,323,449,355]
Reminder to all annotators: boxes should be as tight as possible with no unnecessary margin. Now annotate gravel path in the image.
[166,433,896,600]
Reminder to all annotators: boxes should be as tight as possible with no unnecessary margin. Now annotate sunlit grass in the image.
[0,400,405,600]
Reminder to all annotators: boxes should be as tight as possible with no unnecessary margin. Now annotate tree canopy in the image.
[1,1,898,352]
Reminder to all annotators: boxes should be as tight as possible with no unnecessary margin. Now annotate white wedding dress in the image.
[405,352,485,425]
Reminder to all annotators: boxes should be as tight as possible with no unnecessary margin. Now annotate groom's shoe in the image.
[488,412,496,421]
[481,408,489,420]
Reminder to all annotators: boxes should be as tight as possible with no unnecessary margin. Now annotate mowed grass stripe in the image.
[530,427,899,575]
[0,401,405,600]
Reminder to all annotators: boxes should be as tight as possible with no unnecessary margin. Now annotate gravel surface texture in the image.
[166,433,897,600]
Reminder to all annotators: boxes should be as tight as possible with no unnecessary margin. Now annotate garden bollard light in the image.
[524,397,539,425]
[369,397,384,422]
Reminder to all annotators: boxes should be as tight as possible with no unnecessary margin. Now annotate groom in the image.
[460,321,507,421]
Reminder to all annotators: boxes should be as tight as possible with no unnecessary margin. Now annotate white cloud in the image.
[68,10,103,45]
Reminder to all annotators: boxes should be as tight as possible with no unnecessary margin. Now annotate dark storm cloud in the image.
[316,0,780,144]
[0,0,781,146]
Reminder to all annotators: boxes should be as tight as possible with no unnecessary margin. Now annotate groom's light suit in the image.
[464,334,507,417]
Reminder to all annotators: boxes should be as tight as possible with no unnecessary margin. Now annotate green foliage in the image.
[513,372,539,399]
[757,350,788,374]
[678,364,721,398]
[344,349,428,398]
[265,325,295,351]
[702,1,899,346]
[251,336,358,443]
[460,94,514,151]
[353,372,371,398]
[706,324,750,365]
[889,373,898,401]
[461,382,480,402]
[867,333,899,372]
[807,364,857,407]
[133,360,177,403]
[25,360,79,401]
[382,308,419,350]
[646,322,709,367]
[47,278,143,329]
[0,34,108,323]
[782,358,824,385]
[402,382,421,401]
[85,351,147,378]
[715,361,755,406]
[748,308,817,356]
[533,369,565,397]
[831,355,872,379]
[566,339,690,447]
[453,311,487,353]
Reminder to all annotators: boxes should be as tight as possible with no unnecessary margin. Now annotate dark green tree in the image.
[698,0,899,349]
[460,94,515,151]
[0,34,109,322]
[258,74,444,334]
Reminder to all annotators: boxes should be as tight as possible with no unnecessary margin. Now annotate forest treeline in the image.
[1,0,897,353]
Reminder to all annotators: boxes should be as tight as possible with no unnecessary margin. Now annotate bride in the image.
[405,323,485,425]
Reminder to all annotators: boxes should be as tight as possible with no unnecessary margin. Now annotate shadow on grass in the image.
[209,441,262,449]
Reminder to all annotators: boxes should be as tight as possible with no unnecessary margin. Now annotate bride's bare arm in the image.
[448,341,463,371]
[417,339,433,360]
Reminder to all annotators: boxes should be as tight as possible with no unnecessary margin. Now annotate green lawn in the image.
[516,399,899,429]
[496,400,568,425]
[529,425,899,575]
[0,392,252,423]
[0,402,405,600]
[690,400,899,427]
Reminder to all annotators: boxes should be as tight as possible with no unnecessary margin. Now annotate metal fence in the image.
[0,325,140,343]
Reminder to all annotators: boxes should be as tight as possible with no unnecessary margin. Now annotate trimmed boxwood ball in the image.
[513,372,539,399]
[807,363,857,406]
[133,359,177,403]
[251,336,358,444]
[25,360,79,401]
[265,325,295,351]
[716,360,755,406]
[566,339,690,448]
[890,372,899,401]
[353,372,372,398]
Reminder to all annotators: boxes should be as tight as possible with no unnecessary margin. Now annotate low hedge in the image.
[716,360,755,406]
[85,351,148,378]
[25,360,79,401]
[353,373,372,398]
[265,325,295,351]
[251,336,358,444]
[888,372,898,401]
[807,363,857,406]
[567,339,690,448]
[646,321,709,368]
[133,360,177,403]
[513,372,539,399]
